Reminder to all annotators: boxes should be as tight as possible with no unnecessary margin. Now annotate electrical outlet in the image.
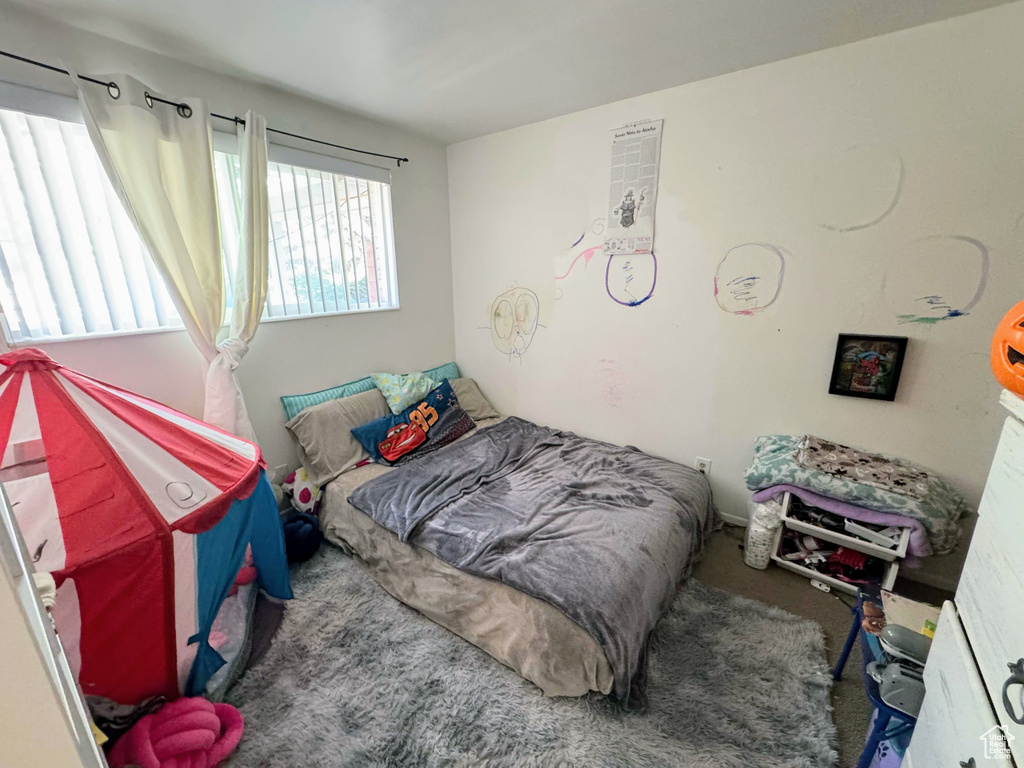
[695,457,712,476]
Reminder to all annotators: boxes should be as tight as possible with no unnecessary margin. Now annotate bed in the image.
[319,422,616,698]
[305,393,719,706]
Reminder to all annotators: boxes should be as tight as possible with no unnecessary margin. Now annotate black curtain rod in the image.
[0,49,409,167]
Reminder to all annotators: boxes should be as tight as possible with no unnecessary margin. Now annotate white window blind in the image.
[0,107,181,341]
[260,159,398,318]
[0,100,399,343]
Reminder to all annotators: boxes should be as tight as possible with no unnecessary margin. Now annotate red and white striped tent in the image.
[0,348,291,705]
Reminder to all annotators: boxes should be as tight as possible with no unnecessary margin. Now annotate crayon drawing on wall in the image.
[487,286,542,362]
[595,358,630,408]
[714,243,785,315]
[882,235,988,324]
[811,143,904,232]
[555,218,657,307]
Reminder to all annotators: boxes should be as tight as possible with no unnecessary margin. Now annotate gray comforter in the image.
[348,417,719,705]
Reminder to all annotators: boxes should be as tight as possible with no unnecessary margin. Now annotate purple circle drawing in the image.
[605,252,657,307]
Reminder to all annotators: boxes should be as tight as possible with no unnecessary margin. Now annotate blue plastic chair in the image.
[833,592,917,768]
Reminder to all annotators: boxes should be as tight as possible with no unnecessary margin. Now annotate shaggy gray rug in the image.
[226,546,837,767]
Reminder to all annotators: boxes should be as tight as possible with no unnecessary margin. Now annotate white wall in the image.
[448,2,1024,523]
[0,2,456,472]
[0,569,85,768]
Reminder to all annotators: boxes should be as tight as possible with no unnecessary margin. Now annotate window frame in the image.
[0,80,401,345]
[213,131,401,322]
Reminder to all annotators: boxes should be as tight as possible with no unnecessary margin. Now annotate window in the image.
[0,90,399,343]
[0,106,181,341]
[249,152,398,318]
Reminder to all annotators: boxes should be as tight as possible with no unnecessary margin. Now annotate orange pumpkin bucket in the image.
[991,300,1024,396]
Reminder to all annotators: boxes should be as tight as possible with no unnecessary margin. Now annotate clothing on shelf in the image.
[777,530,887,587]
[751,484,930,558]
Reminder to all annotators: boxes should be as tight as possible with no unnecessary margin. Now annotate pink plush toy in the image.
[228,550,257,597]
[107,697,244,768]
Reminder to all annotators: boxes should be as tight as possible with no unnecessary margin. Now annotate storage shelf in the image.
[781,495,910,562]
[770,550,899,595]
[770,492,902,594]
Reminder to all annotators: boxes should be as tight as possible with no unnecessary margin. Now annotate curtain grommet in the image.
[107,81,121,100]
[144,91,154,108]
[177,103,193,119]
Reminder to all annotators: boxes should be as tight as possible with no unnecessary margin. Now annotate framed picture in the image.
[828,334,908,401]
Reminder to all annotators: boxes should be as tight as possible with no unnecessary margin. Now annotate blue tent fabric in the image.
[185,470,292,696]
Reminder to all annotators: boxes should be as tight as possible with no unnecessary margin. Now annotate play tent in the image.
[0,349,291,705]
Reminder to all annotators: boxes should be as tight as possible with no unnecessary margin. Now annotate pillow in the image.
[373,405,475,466]
[351,380,460,464]
[450,378,500,420]
[280,362,460,421]
[412,405,476,461]
[281,467,322,514]
[285,388,390,487]
[423,361,460,383]
[280,376,376,422]
[371,372,441,415]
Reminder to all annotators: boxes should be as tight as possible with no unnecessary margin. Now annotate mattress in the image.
[319,419,614,698]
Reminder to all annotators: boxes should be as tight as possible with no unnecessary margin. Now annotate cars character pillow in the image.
[351,380,464,464]
[378,422,427,462]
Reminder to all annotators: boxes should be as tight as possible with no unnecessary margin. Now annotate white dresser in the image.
[905,390,1024,767]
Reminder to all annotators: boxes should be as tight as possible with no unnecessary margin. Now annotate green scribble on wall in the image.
[898,314,947,325]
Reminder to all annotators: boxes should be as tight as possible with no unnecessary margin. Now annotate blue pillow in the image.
[351,380,459,463]
[280,377,375,422]
[423,362,460,383]
[281,362,460,422]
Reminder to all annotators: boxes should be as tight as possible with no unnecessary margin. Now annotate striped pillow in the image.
[280,362,460,422]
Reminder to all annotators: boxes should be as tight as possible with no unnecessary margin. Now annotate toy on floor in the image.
[282,467,322,513]
[88,695,166,743]
[228,550,258,597]
[282,511,324,564]
[107,697,243,768]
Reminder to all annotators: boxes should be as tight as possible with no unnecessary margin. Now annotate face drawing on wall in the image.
[714,243,785,315]
[883,235,989,324]
[490,287,540,361]
[606,252,657,307]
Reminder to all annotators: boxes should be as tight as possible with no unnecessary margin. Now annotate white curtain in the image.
[204,112,269,443]
[73,74,268,442]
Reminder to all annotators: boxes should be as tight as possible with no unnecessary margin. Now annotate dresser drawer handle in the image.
[1003,659,1024,725]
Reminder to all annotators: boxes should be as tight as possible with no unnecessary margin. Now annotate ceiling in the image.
[3,0,1011,143]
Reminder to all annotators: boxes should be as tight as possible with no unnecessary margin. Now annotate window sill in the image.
[7,303,401,346]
